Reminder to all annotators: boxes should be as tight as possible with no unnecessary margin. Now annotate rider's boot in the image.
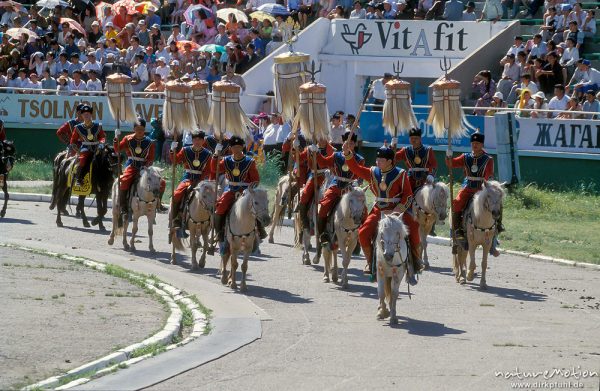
[317,216,329,244]
[298,202,310,231]
[118,189,128,227]
[158,189,168,212]
[363,245,373,275]
[214,214,225,242]
[451,211,464,254]
[256,219,268,240]
[171,199,182,229]
[496,206,505,233]
[74,164,84,187]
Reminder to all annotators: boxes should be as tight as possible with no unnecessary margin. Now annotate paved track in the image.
[1,200,599,391]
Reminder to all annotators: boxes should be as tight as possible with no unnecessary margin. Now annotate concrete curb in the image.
[1,244,208,391]
[422,235,600,271]
[0,192,112,208]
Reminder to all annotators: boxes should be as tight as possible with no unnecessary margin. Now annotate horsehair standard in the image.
[273,52,310,122]
[163,80,196,138]
[208,81,255,139]
[106,74,137,123]
[382,79,418,136]
[295,82,330,142]
[189,79,210,129]
[426,77,473,138]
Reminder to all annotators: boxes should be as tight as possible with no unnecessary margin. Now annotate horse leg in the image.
[421,226,430,270]
[467,244,477,282]
[302,228,311,265]
[240,247,250,292]
[129,213,139,252]
[147,212,156,254]
[331,242,339,283]
[190,224,199,270]
[228,247,238,290]
[480,241,490,290]
[108,201,118,245]
[1,181,8,218]
[122,212,130,251]
[322,247,331,283]
[199,228,208,268]
[268,205,280,244]
[341,235,354,289]
[220,250,230,285]
[79,196,90,227]
[377,263,389,319]
[389,266,401,325]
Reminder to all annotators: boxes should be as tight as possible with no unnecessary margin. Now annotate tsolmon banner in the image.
[326,19,511,57]
[0,93,163,129]
[516,116,600,154]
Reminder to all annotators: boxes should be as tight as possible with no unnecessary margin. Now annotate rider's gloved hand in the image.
[426,175,434,184]
[114,128,121,138]
[170,141,178,151]
[308,144,318,153]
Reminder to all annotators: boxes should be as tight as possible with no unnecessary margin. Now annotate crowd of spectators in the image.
[473,1,600,120]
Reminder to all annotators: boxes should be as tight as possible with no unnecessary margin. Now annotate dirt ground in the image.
[0,247,168,390]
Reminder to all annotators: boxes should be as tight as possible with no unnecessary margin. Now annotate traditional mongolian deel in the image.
[395,144,437,191]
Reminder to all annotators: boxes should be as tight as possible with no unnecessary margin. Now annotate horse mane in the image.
[472,180,505,218]
[340,187,365,217]
[419,185,434,211]
[196,180,215,194]
[378,213,408,239]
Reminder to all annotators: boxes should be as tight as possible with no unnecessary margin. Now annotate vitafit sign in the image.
[326,20,510,57]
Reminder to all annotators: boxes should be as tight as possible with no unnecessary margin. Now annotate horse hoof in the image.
[312,256,320,265]
[390,316,398,325]
[123,244,130,251]
[422,261,430,271]
[91,217,99,226]
[83,221,90,228]
[170,259,177,265]
[149,248,156,254]
[0,210,5,218]
[228,281,238,290]
[107,237,114,245]
[268,237,274,244]
[191,262,199,271]
[323,276,329,283]
[459,277,466,285]
[240,283,247,292]
[332,273,338,283]
[480,281,488,290]
[377,308,390,320]
[303,258,311,265]
[221,273,228,285]
[56,221,63,228]
[99,225,107,232]
[466,270,475,281]
[342,282,349,289]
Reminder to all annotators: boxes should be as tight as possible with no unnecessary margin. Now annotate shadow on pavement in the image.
[469,284,547,302]
[427,265,454,276]
[0,217,34,224]
[63,225,110,235]
[243,285,313,304]
[394,316,466,337]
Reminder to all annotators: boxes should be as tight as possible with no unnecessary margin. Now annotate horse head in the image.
[195,180,216,210]
[246,186,271,227]
[346,187,367,225]
[377,212,409,264]
[482,180,505,220]
[141,166,163,198]
[431,182,450,222]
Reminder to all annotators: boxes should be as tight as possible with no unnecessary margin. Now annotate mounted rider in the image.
[69,104,106,186]
[342,142,422,284]
[296,135,335,231]
[394,128,438,191]
[313,131,365,244]
[445,132,504,248]
[57,104,84,156]
[170,131,213,228]
[281,132,308,198]
[212,136,264,242]
[113,117,162,219]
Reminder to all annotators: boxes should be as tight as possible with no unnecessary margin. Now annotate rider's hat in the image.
[408,127,422,137]
[470,132,485,143]
[76,103,86,112]
[191,130,206,139]
[229,135,245,147]
[135,117,146,127]
[342,131,357,142]
[376,146,394,160]
[79,104,93,114]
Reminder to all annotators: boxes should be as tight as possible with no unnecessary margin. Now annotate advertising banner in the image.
[516,116,600,154]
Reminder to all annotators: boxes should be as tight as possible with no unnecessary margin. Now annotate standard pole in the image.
[170,138,177,264]
[447,132,456,254]
[348,80,372,140]
[209,134,222,254]
[311,141,320,261]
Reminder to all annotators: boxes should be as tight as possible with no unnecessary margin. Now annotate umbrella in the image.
[257,3,289,16]
[135,1,157,15]
[199,43,225,53]
[35,0,69,8]
[184,4,214,26]
[250,11,275,23]
[175,40,200,52]
[5,28,38,40]
[0,1,24,9]
[111,0,138,15]
[60,18,87,36]
[216,8,248,24]
[95,1,111,17]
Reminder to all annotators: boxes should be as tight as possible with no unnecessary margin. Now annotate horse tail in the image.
[171,231,186,252]
[294,216,303,248]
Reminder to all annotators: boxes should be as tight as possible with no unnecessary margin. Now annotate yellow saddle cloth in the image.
[68,163,93,196]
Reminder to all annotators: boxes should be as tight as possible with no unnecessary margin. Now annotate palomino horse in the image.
[171,180,217,269]
[108,166,163,253]
[412,182,450,269]
[454,180,505,289]
[54,146,117,230]
[0,140,16,218]
[375,212,410,325]
[322,186,366,288]
[267,175,297,244]
[220,187,270,292]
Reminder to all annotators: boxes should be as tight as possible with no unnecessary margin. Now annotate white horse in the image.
[322,187,366,288]
[221,187,271,292]
[412,182,450,269]
[375,212,410,325]
[268,175,297,244]
[108,166,163,253]
[454,180,505,289]
[296,174,329,265]
[171,180,217,269]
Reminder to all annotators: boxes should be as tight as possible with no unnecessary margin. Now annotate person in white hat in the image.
[137,19,151,47]
[88,20,103,46]
[530,91,549,118]
[155,57,170,80]
[485,92,507,116]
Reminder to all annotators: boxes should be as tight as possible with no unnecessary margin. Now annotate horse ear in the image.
[157,168,164,174]
[380,211,386,220]
[483,180,488,188]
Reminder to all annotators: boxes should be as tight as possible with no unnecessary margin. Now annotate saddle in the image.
[67,161,93,196]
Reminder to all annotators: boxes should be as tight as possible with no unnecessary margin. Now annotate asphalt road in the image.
[1,199,599,391]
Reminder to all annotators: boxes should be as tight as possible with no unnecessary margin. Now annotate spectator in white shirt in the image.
[69,70,87,95]
[125,36,144,65]
[155,57,170,80]
[24,72,42,94]
[527,34,547,61]
[581,10,596,38]
[57,76,70,95]
[530,91,550,118]
[86,70,103,95]
[462,1,478,20]
[350,1,367,18]
[369,73,393,111]
[263,113,291,153]
[131,53,149,92]
[574,60,600,97]
[166,25,185,45]
[497,53,521,100]
[503,36,526,59]
[547,84,569,117]
[508,74,538,104]
[330,113,345,149]
[100,7,114,30]
[82,51,102,76]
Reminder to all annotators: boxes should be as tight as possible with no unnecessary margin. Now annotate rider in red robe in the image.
[69,105,106,186]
